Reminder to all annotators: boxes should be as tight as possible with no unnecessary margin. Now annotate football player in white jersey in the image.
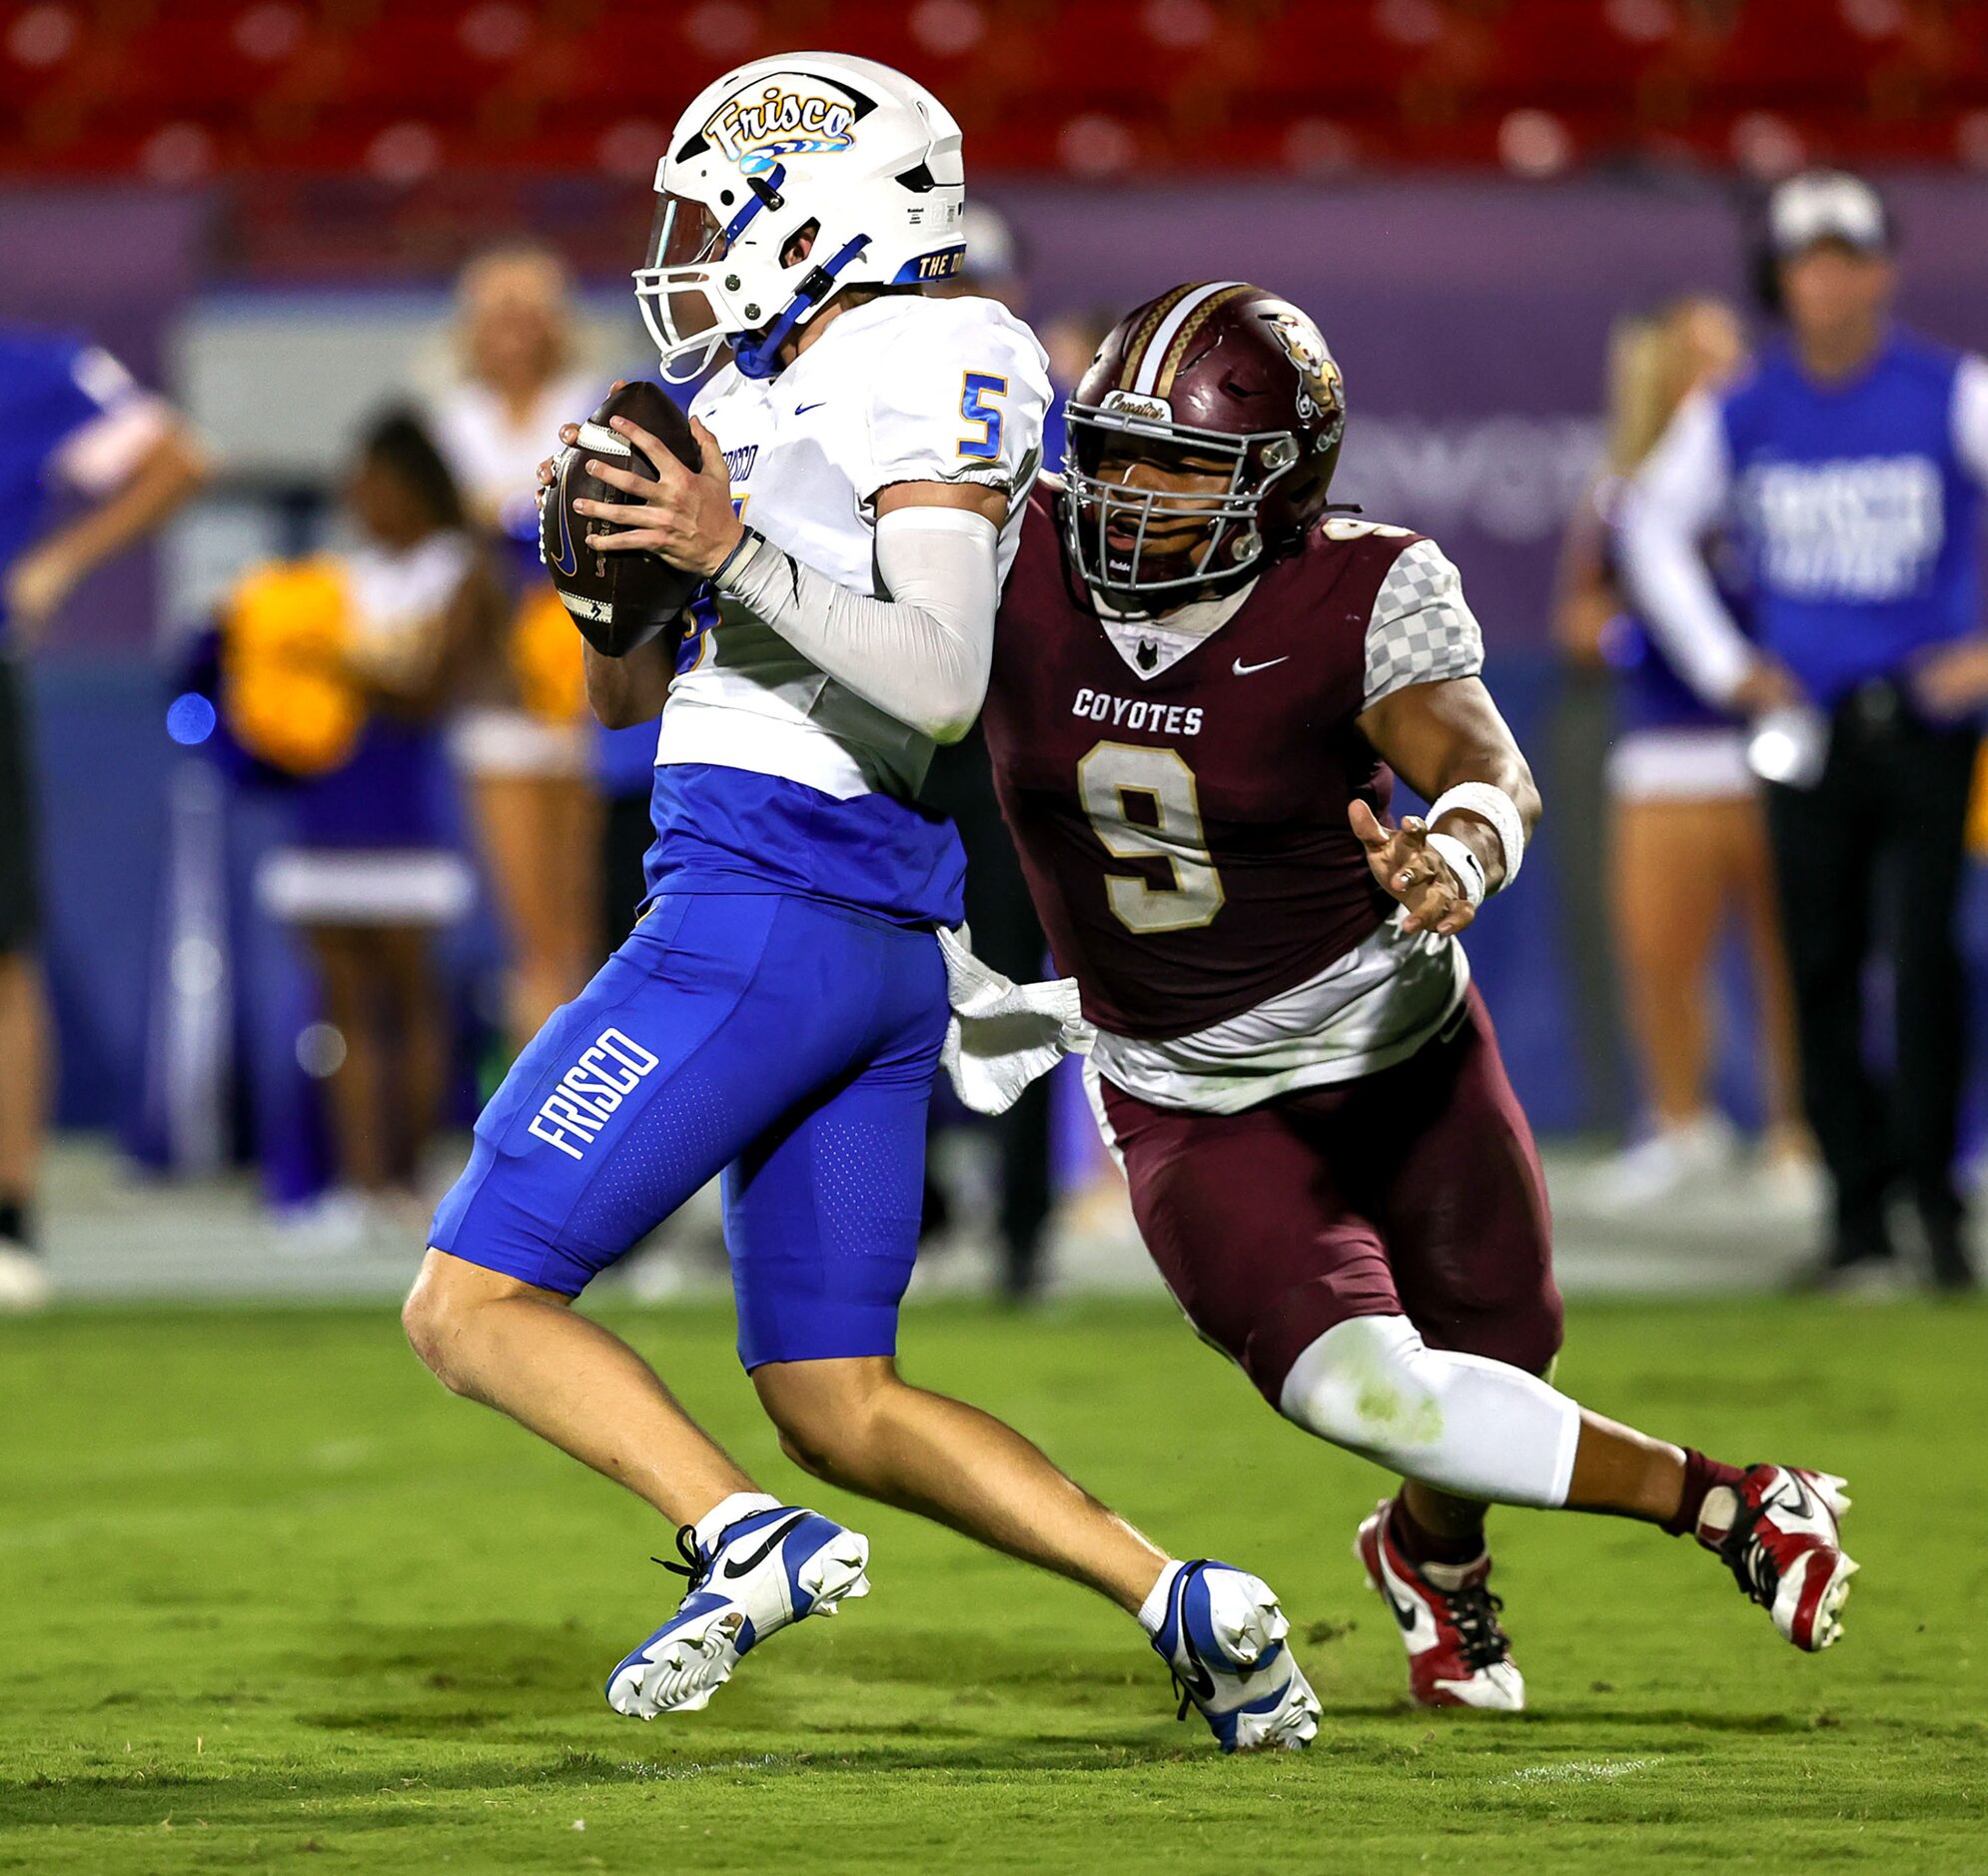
[403,53,1319,1752]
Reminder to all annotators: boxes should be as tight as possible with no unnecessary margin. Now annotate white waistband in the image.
[1607,727,1753,802]
[655,694,887,800]
[1090,916,1470,1114]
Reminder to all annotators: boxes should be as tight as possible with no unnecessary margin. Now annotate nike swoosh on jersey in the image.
[719,1511,810,1580]
[1233,655,1290,676]
[793,401,828,416]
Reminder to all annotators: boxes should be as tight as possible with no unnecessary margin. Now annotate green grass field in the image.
[2,1294,1983,1872]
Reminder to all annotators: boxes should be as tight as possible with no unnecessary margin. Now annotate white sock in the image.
[1136,1559,1185,1637]
[692,1490,783,1554]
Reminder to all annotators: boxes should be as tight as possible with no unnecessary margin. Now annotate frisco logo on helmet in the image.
[706,85,857,173]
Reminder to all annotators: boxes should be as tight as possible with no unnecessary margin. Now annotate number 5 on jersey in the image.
[958,372,1007,460]
[1078,741,1226,933]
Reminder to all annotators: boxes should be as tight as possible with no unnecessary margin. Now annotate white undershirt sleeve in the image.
[1952,355,1988,490]
[1618,389,1756,708]
[713,504,999,744]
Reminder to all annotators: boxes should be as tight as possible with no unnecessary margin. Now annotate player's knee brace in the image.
[1275,1314,1579,1508]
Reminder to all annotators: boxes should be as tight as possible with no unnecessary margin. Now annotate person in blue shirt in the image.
[1623,171,1988,1291]
[0,329,207,1310]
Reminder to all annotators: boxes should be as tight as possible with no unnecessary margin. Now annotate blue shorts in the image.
[429,893,947,1369]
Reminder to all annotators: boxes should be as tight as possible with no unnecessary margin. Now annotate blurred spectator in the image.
[427,245,603,1048]
[1562,298,1811,1211]
[239,414,498,1238]
[1623,171,1988,1291]
[0,329,207,1308]
[1037,307,1118,474]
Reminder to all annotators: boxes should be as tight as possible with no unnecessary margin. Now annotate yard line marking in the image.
[1498,1757,1666,1787]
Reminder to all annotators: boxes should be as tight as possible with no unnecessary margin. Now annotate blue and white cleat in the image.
[605,1504,871,1718]
[1151,1559,1322,1752]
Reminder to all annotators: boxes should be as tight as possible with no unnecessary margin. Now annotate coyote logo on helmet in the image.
[1263,308,1343,426]
[706,84,858,172]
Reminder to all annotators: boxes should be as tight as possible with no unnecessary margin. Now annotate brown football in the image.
[540,380,705,657]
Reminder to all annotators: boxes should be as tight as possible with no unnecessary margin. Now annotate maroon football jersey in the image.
[983,483,1425,1042]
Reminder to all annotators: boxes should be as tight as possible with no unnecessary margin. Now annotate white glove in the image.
[937,926,1094,1117]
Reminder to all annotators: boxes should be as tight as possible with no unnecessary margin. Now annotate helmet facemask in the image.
[1063,403,1303,606]
[635,165,855,384]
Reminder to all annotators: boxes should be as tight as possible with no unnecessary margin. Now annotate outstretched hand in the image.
[1349,797,1476,938]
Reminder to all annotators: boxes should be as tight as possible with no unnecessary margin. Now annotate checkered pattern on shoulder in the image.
[1362,537,1484,709]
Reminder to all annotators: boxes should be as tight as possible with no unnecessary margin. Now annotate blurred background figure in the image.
[0,326,206,1308]
[239,414,495,1244]
[427,246,602,1052]
[1036,306,1118,475]
[1624,171,1988,1291]
[1559,297,1811,1212]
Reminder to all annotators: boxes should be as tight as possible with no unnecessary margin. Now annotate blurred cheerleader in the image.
[232,414,500,1210]
[1556,298,1812,1210]
[428,244,603,1047]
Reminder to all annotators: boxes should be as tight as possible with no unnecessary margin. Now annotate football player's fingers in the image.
[580,460,667,500]
[609,415,687,483]
[583,527,670,556]
[689,417,730,483]
[1402,880,1450,933]
[1347,798,1389,850]
[1389,840,1429,896]
[576,500,677,533]
[557,422,581,445]
[535,455,558,487]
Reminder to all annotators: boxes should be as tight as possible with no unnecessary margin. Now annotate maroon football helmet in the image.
[1062,282,1347,604]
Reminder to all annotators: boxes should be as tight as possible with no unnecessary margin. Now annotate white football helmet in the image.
[635,51,967,384]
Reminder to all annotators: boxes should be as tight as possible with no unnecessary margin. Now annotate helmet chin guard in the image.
[634,52,969,382]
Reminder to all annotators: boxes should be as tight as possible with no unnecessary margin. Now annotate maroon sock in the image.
[1389,1496,1486,1569]
[1661,1447,1748,1538]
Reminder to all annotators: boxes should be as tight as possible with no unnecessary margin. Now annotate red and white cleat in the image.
[1697,1465,1857,1652]
[1355,1499,1524,1711]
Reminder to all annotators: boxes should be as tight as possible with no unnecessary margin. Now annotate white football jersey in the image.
[659,293,1051,800]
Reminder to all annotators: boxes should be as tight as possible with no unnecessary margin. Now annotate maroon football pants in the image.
[1096,985,1563,1406]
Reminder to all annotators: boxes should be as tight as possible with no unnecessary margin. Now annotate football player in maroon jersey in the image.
[980,282,1858,1709]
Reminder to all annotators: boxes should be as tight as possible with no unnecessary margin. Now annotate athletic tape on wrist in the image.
[1428,782,1524,892]
[710,524,764,592]
[1423,831,1486,908]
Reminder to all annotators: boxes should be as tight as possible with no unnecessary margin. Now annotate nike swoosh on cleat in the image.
[1233,655,1289,676]
[1378,1573,1419,1633]
[1776,1473,1817,1521]
[1169,1575,1219,1702]
[720,1511,810,1579]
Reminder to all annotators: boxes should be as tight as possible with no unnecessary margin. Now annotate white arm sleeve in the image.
[714,505,998,743]
[1952,355,1988,490]
[1618,389,1755,707]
